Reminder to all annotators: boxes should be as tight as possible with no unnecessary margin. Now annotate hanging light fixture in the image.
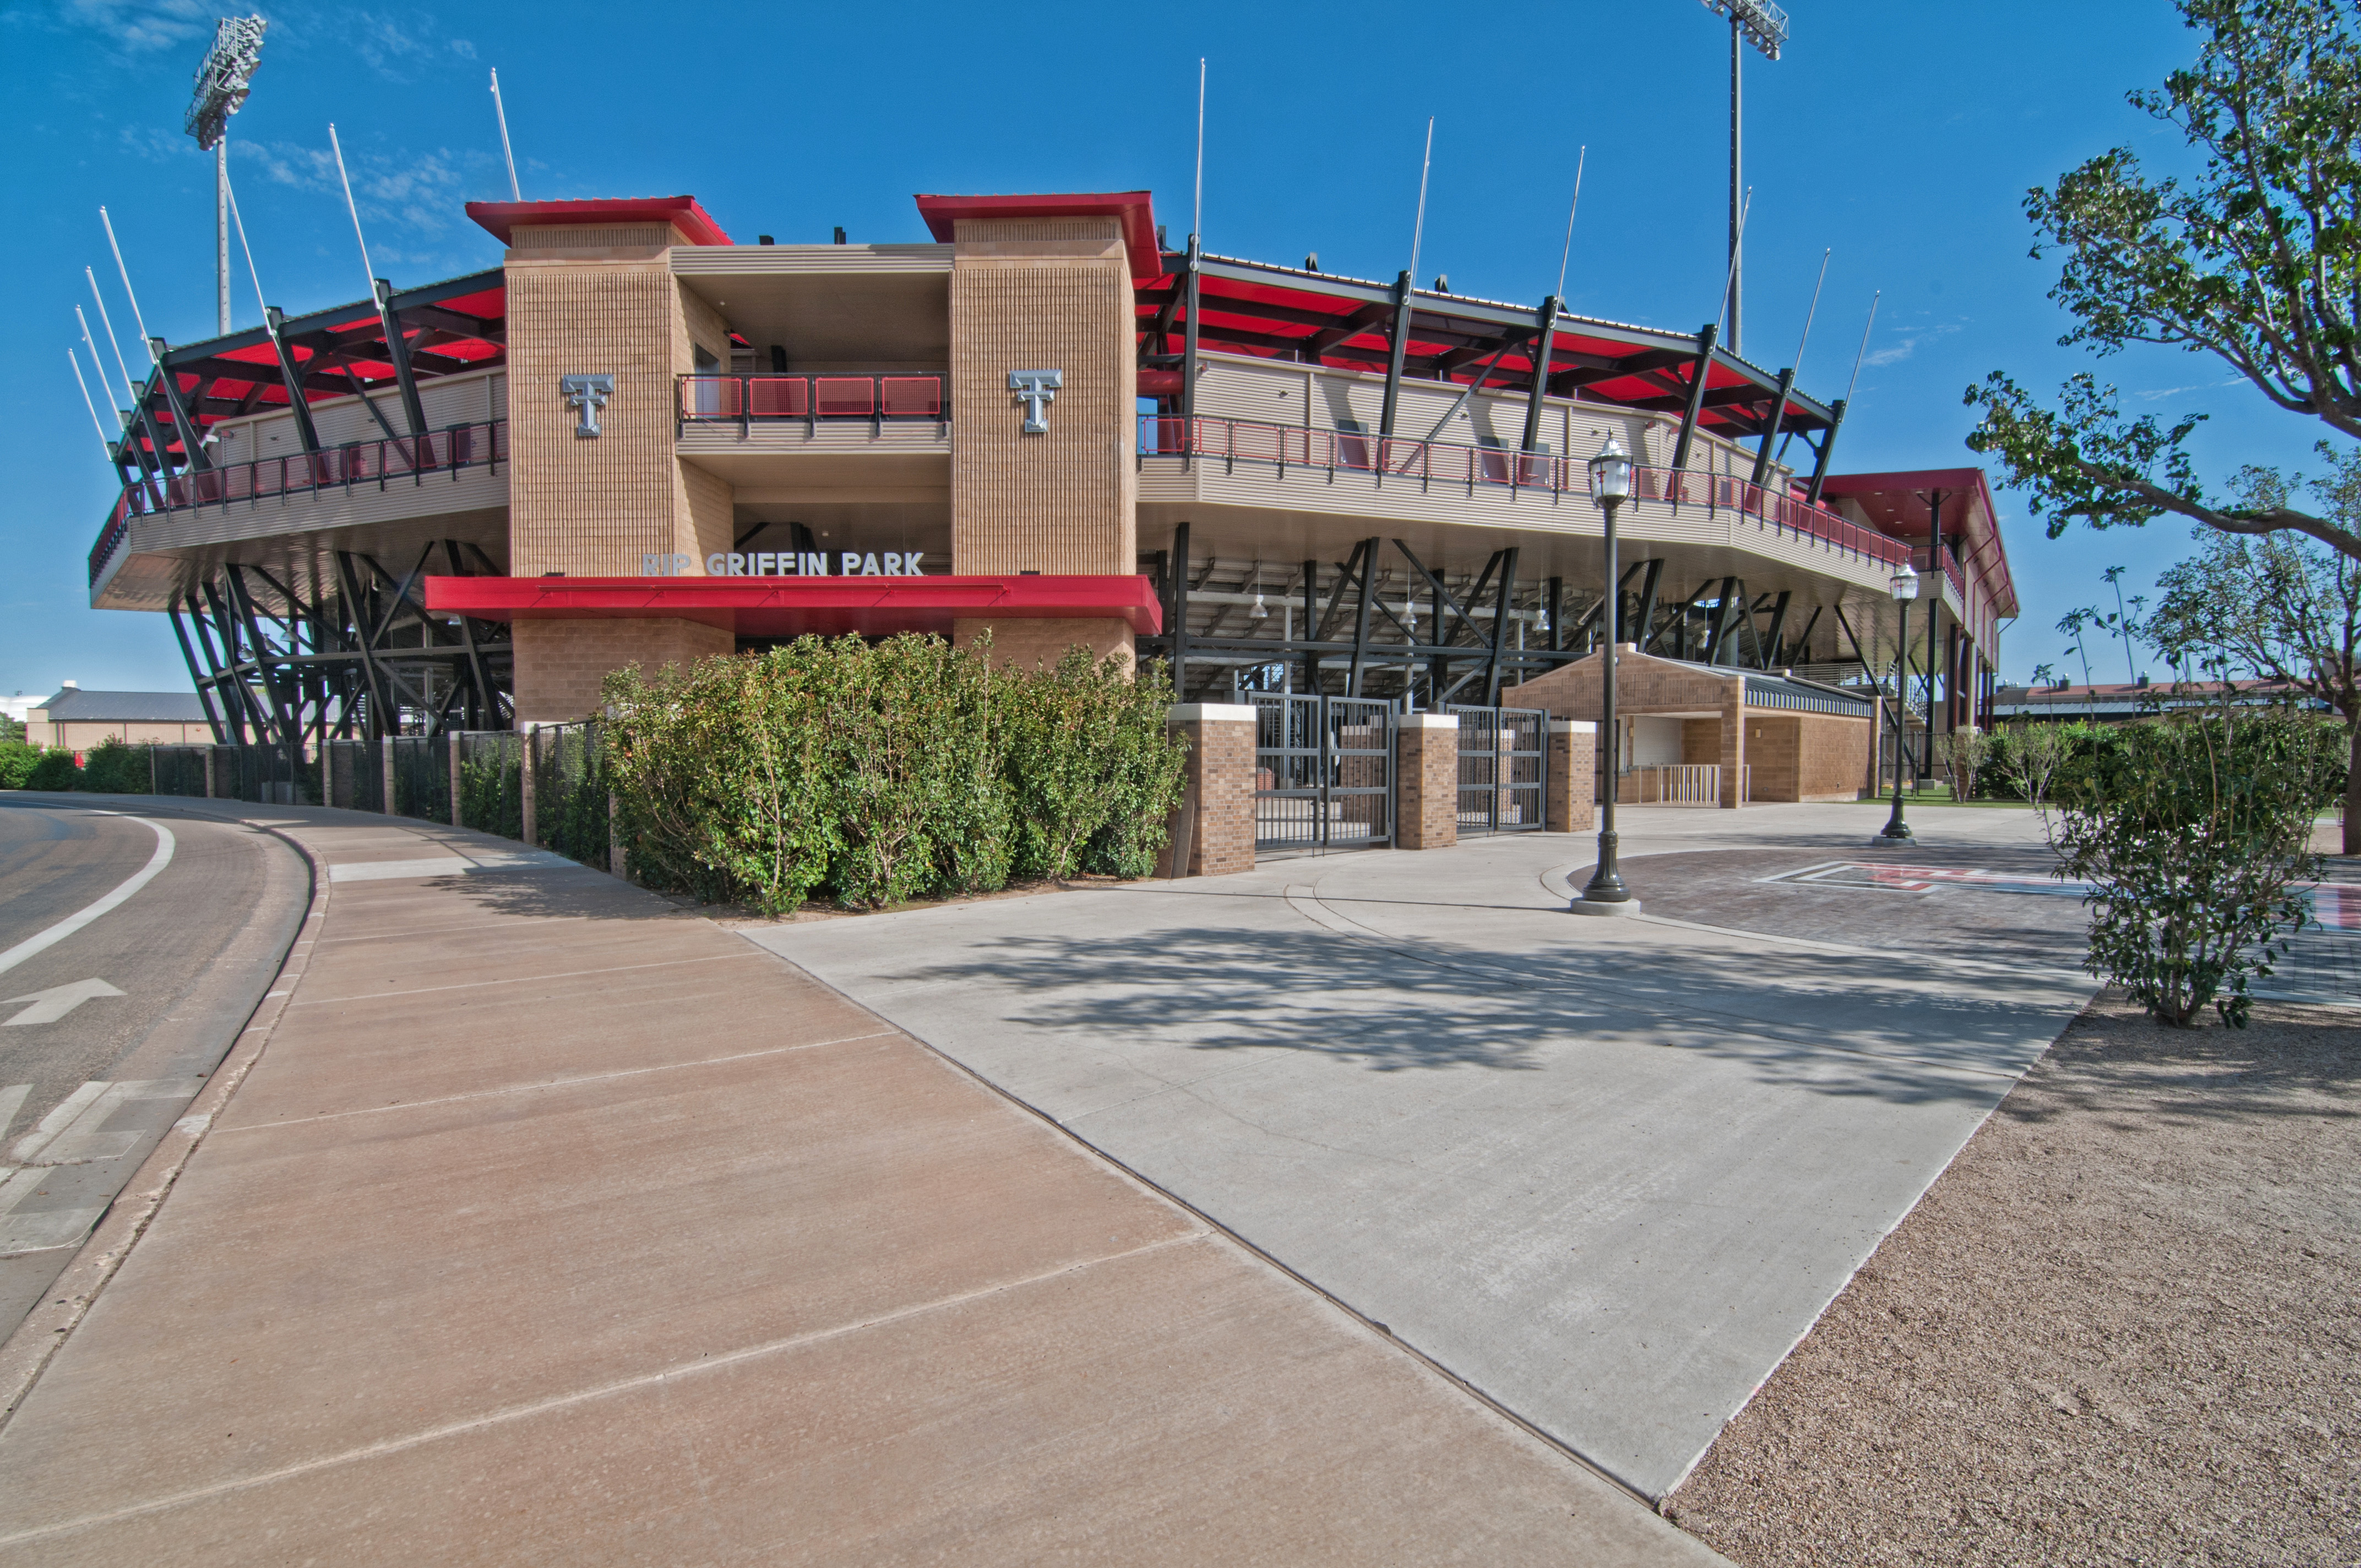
[1250,561,1267,620]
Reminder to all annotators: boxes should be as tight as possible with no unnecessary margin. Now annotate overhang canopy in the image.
[424,575,1165,639]
[465,196,732,246]
[914,191,1162,280]
[1819,468,2018,619]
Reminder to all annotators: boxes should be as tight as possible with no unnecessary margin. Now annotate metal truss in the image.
[1141,530,1841,709]
[167,539,513,754]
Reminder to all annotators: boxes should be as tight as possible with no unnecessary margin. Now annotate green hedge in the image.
[0,742,83,790]
[602,634,1188,914]
[1976,717,2348,804]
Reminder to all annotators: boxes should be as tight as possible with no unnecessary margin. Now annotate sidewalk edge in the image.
[0,820,329,1429]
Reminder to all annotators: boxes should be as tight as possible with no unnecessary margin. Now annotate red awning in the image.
[425,575,1164,639]
[466,197,732,247]
[914,192,1162,280]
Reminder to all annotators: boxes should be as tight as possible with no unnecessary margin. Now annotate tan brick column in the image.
[1394,714,1460,851]
[1547,720,1596,832]
[504,220,737,722]
[1720,688,1748,808]
[948,215,1137,668]
[1156,704,1255,877]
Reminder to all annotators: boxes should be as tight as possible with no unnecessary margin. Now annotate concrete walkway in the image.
[0,802,1719,1565]
[748,803,2096,1500]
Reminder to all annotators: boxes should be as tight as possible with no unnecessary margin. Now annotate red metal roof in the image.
[1821,468,2017,620]
[465,197,732,247]
[425,574,1164,638]
[914,192,1162,280]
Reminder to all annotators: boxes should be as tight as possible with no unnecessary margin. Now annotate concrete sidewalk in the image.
[750,803,2097,1500]
[0,802,1720,1565]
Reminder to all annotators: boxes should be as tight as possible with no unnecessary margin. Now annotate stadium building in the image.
[81,189,2014,821]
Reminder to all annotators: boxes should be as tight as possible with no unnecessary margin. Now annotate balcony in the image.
[676,374,948,440]
[89,420,509,587]
[1136,413,1910,571]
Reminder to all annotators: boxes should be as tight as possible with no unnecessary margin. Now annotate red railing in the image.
[676,373,947,431]
[87,418,508,586]
[1135,415,1913,571]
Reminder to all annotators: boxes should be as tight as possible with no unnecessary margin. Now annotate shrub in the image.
[16,748,82,791]
[0,741,48,789]
[601,634,1187,914]
[1936,728,1991,804]
[2054,707,2337,1027]
[79,738,153,793]
[1996,721,2074,808]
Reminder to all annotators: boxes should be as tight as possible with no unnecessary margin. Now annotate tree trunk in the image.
[2345,722,2360,857]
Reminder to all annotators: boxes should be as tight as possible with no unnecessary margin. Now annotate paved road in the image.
[0,799,307,1336]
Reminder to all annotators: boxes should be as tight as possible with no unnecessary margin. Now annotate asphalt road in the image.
[0,798,307,1338]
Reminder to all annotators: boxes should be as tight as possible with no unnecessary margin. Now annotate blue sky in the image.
[0,0,2327,698]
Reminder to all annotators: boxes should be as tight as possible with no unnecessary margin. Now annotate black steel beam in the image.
[1748,367,1797,487]
[1667,324,1720,476]
[374,279,432,439]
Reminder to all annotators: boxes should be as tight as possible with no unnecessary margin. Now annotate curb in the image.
[0,817,330,1429]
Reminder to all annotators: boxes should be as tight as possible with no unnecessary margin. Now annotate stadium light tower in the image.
[185,15,268,336]
[1701,0,1786,356]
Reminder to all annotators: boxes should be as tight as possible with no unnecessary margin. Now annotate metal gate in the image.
[1252,694,1394,853]
[1446,705,1546,834]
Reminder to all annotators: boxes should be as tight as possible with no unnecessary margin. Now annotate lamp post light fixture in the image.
[1576,435,1639,914]
[1878,562,1920,844]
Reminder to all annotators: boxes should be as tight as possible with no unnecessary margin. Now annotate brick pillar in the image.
[1394,714,1459,850]
[1547,720,1596,832]
[1156,704,1255,877]
[1720,690,1747,809]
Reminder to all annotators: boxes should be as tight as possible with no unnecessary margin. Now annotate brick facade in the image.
[1743,711,1873,802]
[1394,715,1459,850]
[511,617,732,723]
[953,616,1135,674]
[1547,721,1596,832]
[1156,706,1255,877]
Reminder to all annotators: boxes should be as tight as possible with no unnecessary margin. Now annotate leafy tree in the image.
[2141,449,2361,846]
[1965,0,2361,557]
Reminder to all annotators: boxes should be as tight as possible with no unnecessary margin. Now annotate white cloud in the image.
[235,135,469,237]
[56,0,209,53]
[449,36,474,58]
[1863,321,1962,367]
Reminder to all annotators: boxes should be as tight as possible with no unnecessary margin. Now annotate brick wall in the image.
[1504,645,1749,809]
[1395,716,1459,850]
[948,217,1135,576]
[1155,706,1255,877]
[511,617,732,723]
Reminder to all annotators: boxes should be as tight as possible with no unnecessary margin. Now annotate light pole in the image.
[1879,562,1920,844]
[184,16,269,337]
[1577,436,1638,913]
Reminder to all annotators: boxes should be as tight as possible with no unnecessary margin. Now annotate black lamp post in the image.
[1578,436,1637,912]
[1879,562,1921,844]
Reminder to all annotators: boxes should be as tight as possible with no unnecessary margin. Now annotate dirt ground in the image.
[1668,992,2360,1566]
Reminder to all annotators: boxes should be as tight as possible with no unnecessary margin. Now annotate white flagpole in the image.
[70,349,116,459]
[328,124,375,284]
[99,207,154,358]
[491,70,522,202]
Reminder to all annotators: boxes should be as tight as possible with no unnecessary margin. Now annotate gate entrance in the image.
[1445,705,1546,835]
[1252,694,1393,854]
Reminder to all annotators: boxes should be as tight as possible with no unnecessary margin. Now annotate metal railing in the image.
[89,418,509,584]
[1136,416,1911,569]
[676,373,948,437]
[1618,763,1749,807]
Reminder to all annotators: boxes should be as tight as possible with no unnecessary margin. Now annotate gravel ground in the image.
[1668,992,2361,1566]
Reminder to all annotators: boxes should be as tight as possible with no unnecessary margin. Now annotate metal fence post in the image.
[519,727,537,847]
[448,734,463,826]
[382,742,396,815]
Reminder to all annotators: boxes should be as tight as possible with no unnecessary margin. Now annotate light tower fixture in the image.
[186,15,269,337]
[1700,0,1787,356]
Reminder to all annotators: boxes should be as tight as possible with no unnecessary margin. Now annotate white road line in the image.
[0,816,175,979]
[0,1084,29,1141]
[8,1081,109,1164]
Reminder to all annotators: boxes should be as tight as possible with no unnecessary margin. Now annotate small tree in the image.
[1936,728,1991,801]
[2004,721,2074,812]
[2054,703,2334,1026]
[1965,0,2361,562]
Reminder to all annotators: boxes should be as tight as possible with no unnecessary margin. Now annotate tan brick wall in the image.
[1394,720,1459,850]
[1680,719,1719,765]
[1547,726,1596,831]
[948,217,1135,575]
[1156,714,1255,877]
[954,616,1134,673]
[511,617,732,723]
[508,223,677,253]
